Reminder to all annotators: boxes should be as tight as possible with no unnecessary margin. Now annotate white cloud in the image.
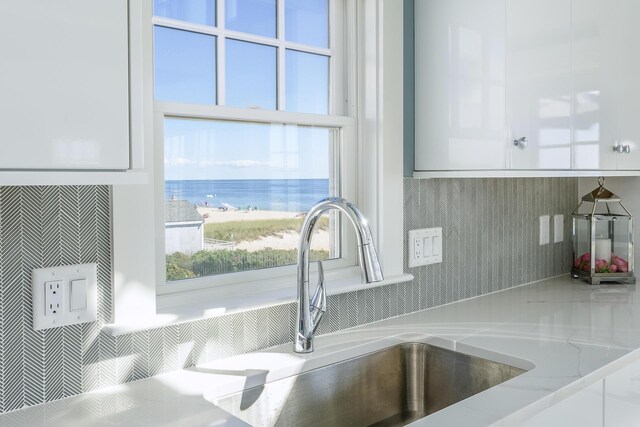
[165,157,195,166]
[199,160,267,168]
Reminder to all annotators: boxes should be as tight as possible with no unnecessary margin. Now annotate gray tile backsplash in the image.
[0,178,576,413]
[404,178,577,307]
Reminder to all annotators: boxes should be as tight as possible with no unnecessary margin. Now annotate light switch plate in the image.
[553,214,564,243]
[408,228,443,267]
[539,215,550,245]
[32,263,97,330]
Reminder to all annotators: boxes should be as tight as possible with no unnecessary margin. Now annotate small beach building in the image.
[165,200,204,255]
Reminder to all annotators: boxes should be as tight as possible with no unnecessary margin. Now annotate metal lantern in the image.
[572,177,635,285]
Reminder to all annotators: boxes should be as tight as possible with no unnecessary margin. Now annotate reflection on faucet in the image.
[294,197,384,353]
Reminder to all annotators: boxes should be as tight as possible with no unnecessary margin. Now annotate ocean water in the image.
[165,179,330,212]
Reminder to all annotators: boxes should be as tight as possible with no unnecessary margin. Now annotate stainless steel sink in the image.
[214,342,527,427]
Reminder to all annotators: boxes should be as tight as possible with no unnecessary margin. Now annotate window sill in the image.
[103,268,413,336]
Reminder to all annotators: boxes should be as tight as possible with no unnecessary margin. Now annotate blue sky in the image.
[154,0,330,180]
[163,118,331,181]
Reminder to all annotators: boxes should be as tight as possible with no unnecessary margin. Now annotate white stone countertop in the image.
[2,275,640,426]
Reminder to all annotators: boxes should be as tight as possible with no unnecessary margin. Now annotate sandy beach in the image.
[197,207,329,251]
[196,207,303,224]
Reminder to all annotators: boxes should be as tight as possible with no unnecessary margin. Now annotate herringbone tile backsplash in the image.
[0,179,576,413]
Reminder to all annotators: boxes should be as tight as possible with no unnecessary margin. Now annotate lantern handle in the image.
[598,176,605,188]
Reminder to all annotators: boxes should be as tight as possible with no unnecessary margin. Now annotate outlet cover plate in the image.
[539,215,550,245]
[408,227,443,267]
[554,214,564,243]
[32,263,97,330]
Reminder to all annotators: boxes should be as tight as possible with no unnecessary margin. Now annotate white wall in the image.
[578,177,640,270]
[165,223,203,255]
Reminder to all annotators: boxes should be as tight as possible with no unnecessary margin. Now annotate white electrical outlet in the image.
[32,263,97,331]
[539,215,550,245]
[408,228,443,267]
[554,214,564,243]
[44,280,63,316]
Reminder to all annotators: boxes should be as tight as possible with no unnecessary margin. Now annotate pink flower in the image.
[612,255,629,273]
[581,253,591,262]
[609,264,618,273]
[595,259,609,273]
[574,258,582,268]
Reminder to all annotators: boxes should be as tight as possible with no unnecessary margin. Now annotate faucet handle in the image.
[310,261,326,333]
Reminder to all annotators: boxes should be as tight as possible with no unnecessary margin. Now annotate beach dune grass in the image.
[166,248,330,281]
[205,216,329,243]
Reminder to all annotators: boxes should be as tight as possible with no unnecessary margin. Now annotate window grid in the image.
[152,1,333,112]
[277,0,286,109]
[152,1,353,293]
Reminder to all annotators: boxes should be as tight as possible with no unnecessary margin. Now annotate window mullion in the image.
[217,35,226,105]
[277,0,286,110]
[216,0,226,106]
[152,16,221,36]
[281,41,331,57]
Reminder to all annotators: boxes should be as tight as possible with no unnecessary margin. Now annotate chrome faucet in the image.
[294,197,384,353]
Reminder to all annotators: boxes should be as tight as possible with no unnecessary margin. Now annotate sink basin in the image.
[214,342,527,426]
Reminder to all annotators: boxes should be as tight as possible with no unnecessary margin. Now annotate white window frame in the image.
[110,0,405,330]
[152,0,357,295]
[152,0,340,111]
[154,107,358,295]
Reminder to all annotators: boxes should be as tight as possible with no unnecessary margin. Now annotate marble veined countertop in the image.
[2,275,640,426]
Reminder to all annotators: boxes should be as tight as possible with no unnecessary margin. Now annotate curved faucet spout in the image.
[294,197,384,353]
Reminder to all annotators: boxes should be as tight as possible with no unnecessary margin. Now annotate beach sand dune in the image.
[197,207,302,224]
[235,230,329,251]
[197,207,329,251]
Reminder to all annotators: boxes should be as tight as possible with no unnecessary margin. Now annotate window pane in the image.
[153,0,216,26]
[285,0,328,48]
[225,0,276,38]
[286,50,329,114]
[164,118,337,281]
[226,40,276,109]
[154,26,216,104]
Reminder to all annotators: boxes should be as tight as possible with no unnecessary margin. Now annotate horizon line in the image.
[165,177,330,182]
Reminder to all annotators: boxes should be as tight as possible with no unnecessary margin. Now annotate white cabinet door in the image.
[615,0,640,171]
[571,0,619,170]
[0,0,130,170]
[605,357,640,426]
[571,0,640,171]
[414,0,506,171]
[507,0,572,170]
[523,381,604,427]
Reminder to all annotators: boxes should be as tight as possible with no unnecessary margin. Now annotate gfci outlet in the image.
[44,281,63,316]
[32,263,97,331]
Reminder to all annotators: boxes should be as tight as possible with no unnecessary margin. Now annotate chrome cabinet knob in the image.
[513,136,528,149]
[614,143,632,154]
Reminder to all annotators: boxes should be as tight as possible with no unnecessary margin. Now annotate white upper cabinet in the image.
[571,0,640,171]
[0,1,131,173]
[415,0,506,171]
[615,0,640,170]
[414,0,640,176]
[508,0,572,170]
[571,0,618,170]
